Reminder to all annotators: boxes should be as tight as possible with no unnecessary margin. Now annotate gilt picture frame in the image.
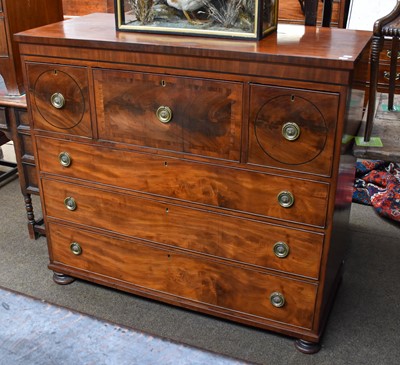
[114,0,279,40]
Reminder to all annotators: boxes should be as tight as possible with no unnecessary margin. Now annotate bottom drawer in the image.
[48,222,318,330]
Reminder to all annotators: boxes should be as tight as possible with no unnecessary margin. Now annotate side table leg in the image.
[25,193,39,239]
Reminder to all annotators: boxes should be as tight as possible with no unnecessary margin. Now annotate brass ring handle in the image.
[386,50,400,60]
[277,191,295,208]
[156,106,173,123]
[64,197,77,211]
[273,241,290,258]
[50,92,66,109]
[383,71,400,81]
[58,152,71,167]
[282,122,300,141]
[70,242,82,255]
[270,292,285,308]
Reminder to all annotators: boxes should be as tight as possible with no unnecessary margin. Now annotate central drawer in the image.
[37,137,330,227]
[48,222,318,330]
[93,69,242,161]
[42,178,324,279]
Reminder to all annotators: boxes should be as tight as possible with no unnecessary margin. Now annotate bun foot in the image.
[294,339,321,354]
[53,272,75,285]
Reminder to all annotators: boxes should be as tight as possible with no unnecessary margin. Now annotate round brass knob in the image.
[70,242,82,255]
[270,292,285,308]
[64,197,77,211]
[273,241,290,258]
[50,92,66,109]
[156,106,173,123]
[277,191,295,208]
[58,152,71,167]
[282,122,300,141]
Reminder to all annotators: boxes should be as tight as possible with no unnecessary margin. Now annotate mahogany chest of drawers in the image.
[16,13,371,353]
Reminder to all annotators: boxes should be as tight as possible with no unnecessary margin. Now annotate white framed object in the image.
[347,0,397,30]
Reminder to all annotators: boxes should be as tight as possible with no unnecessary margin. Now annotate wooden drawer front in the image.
[93,69,242,161]
[248,85,339,176]
[26,63,91,137]
[42,179,323,279]
[48,222,317,329]
[0,18,8,57]
[37,138,329,227]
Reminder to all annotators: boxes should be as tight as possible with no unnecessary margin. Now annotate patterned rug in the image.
[353,160,400,223]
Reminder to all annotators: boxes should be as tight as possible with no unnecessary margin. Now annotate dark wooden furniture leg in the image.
[364,35,384,142]
[364,0,400,141]
[322,0,333,27]
[388,37,399,110]
[24,193,45,239]
[304,0,319,26]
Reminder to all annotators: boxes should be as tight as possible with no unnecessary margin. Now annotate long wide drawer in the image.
[48,222,318,329]
[42,179,324,279]
[37,137,330,227]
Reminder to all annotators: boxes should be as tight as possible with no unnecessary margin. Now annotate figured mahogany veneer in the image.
[41,177,324,279]
[37,137,329,227]
[16,13,371,353]
[48,221,318,330]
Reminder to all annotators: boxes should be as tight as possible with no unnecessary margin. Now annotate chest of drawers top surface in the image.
[15,13,371,71]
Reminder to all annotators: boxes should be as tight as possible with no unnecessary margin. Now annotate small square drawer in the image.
[248,84,339,177]
[26,63,92,137]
